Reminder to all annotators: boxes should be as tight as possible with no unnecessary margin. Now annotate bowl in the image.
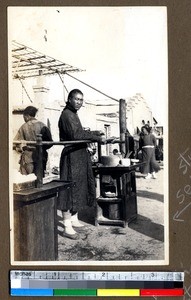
[131,159,139,165]
[119,158,131,167]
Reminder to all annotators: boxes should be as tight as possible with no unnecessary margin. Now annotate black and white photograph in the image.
[8,6,168,265]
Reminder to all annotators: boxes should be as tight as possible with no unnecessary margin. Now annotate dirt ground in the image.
[56,164,165,263]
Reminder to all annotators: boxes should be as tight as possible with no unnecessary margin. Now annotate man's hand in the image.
[99,136,106,144]
[93,130,105,136]
[98,130,105,136]
[13,141,27,152]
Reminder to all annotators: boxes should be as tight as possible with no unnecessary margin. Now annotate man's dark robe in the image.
[57,103,101,212]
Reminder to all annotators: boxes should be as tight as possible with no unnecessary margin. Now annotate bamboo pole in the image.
[13,138,123,146]
[13,140,93,146]
[13,137,126,188]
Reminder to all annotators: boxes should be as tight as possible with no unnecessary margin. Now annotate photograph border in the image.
[8,5,168,266]
[1,0,191,298]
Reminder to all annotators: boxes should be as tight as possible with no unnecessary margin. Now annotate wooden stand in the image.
[93,163,143,227]
[14,181,74,261]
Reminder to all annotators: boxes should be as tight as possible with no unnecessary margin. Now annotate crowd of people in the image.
[14,89,161,239]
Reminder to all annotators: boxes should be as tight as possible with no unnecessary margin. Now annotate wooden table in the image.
[14,181,74,261]
[93,163,144,227]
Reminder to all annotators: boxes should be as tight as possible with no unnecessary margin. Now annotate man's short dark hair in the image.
[141,124,151,133]
[67,89,83,101]
[23,106,38,117]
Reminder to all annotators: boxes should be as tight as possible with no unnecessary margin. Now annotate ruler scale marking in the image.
[11,271,184,281]
[10,271,184,297]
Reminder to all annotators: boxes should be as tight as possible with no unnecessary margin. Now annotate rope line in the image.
[18,78,33,103]
[57,72,68,93]
[65,72,119,102]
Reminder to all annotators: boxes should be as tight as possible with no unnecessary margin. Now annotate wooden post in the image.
[125,132,129,157]
[97,142,102,163]
[119,99,127,158]
[36,134,43,188]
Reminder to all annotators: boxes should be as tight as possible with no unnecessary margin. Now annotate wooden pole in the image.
[125,132,129,158]
[36,134,43,188]
[97,143,102,163]
[119,99,127,158]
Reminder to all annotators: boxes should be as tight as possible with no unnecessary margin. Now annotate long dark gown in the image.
[139,133,160,174]
[57,104,101,212]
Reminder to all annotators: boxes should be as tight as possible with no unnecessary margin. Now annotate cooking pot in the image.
[100,155,120,167]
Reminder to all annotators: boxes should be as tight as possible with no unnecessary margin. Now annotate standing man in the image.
[14,106,53,177]
[138,124,160,179]
[58,89,105,239]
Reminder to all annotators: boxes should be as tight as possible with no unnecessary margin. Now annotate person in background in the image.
[14,106,53,177]
[113,148,119,155]
[138,124,160,179]
[58,89,106,239]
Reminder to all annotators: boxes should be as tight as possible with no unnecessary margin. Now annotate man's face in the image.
[23,114,30,122]
[69,93,83,110]
[142,128,148,134]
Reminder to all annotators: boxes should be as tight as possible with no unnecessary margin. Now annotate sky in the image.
[8,6,168,124]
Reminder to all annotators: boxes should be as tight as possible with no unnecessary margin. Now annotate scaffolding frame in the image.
[11,41,84,79]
